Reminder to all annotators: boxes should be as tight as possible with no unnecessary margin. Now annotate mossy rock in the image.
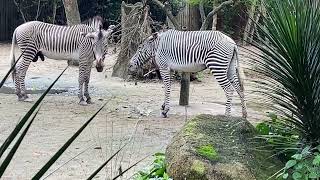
[165,115,283,180]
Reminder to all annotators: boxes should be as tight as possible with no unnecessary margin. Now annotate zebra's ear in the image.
[108,25,116,31]
[81,32,95,39]
[102,25,116,38]
[152,32,158,39]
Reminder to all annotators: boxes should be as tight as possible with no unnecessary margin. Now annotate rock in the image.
[165,114,283,180]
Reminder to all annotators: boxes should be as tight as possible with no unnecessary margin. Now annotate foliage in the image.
[276,146,320,180]
[134,153,172,180]
[255,113,301,161]
[251,0,320,151]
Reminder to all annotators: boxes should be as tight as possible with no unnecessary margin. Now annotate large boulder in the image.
[166,115,283,180]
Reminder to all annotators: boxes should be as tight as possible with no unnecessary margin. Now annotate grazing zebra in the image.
[128,30,247,118]
[10,16,115,105]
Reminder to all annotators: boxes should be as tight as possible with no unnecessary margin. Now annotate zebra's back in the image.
[157,30,236,72]
[15,21,93,60]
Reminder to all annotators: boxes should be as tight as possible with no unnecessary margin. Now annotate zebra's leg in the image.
[212,72,234,116]
[13,67,21,99]
[206,58,234,116]
[17,49,36,101]
[78,62,87,106]
[84,62,93,104]
[160,69,173,118]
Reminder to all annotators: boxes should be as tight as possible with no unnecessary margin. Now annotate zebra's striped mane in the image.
[82,16,104,31]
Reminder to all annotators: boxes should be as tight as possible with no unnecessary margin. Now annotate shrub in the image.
[134,153,172,180]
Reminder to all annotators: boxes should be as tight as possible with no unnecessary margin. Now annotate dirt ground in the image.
[0,43,266,179]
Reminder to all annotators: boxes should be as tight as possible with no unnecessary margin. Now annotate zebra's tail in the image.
[10,29,17,83]
[233,46,245,91]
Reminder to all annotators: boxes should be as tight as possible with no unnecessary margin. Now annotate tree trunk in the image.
[212,13,217,31]
[243,0,257,45]
[112,2,152,79]
[52,0,58,24]
[63,0,80,65]
[177,3,200,106]
[62,0,81,26]
[248,11,261,43]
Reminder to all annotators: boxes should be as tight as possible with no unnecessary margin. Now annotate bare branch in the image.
[200,0,234,30]
[199,0,206,23]
[150,0,181,30]
[35,0,41,20]
[13,0,27,22]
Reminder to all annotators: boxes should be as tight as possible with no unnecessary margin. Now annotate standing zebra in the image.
[128,30,247,118]
[10,16,115,105]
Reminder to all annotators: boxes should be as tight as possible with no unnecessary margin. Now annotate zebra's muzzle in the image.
[96,65,103,72]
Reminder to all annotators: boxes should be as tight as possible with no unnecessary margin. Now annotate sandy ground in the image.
[0,43,267,179]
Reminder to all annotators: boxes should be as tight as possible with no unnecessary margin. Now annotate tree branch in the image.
[200,0,234,30]
[13,0,27,22]
[35,0,41,20]
[199,0,206,23]
[150,0,181,30]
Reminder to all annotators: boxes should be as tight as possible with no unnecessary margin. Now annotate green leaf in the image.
[301,146,310,156]
[0,108,40,178]
[32,100,109,179]
[267,112,278,121]
[283,173,289,179]
[292,154,303,160]
[0,66,68,158]
[308,171,318,179]
[294,163,303,170]
[285,160,297,169]
[312,155,320,165]
[154,152,165,157]
[256,122,270,135]
[292,172,302,180]
[163,172,169,180]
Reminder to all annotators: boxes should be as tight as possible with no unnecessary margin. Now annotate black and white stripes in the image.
[129,30,247,118]
[10,16,114,105]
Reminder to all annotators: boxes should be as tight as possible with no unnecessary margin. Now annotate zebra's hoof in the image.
[79,101,88,106]
[161,112,168,118]
[242,112,247,119]
[86,99,94,104]
[18,95,29,101]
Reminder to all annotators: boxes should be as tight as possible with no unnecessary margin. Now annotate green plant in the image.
[255,113,301,160]
[276,146,320,180]
[134,153,172,180]
[251,0,320,151]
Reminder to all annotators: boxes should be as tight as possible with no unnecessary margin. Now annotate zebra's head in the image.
[81,24,115,72]
[128,32,159,73]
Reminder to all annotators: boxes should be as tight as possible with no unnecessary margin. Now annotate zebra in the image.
[128,30,247,118]
[10,16,115,105]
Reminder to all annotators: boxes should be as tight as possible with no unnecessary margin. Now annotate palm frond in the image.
[251,0,320,146]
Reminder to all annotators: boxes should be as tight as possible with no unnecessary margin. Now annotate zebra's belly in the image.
[41,50,79,61]
[169,63,207,72]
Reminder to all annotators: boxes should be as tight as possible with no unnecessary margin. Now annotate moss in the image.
[183,121,197,134]
[196,144,218,160]
[191,160,206,175]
